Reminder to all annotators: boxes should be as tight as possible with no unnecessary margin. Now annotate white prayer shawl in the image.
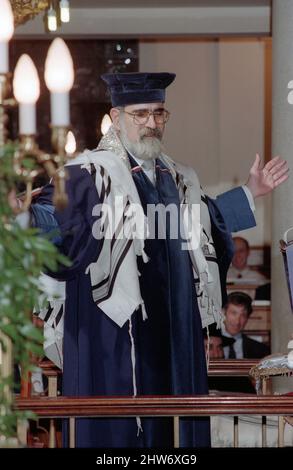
[34,273,65,369]
[78,147,149,327]
[37,126,223,368]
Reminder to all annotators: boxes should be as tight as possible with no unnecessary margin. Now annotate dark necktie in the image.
[228,344,236,359]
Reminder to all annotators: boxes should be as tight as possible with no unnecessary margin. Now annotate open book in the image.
[280,227,293,312]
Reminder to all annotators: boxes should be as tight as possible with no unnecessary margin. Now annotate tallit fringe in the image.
[141,301,148,321]
[128,319,143,437]
[35,300,64,369]
[205,325,210,370]
[141,249,149,263]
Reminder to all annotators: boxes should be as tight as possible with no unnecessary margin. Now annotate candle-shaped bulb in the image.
[0,0,14,41]
[65,130,76,155]
[13,54,40,104]
[44,38,74,126]
[13,54,40,135]
[101,114,112,136]
[60,0,70,23]
[0,0,14,73]
[45,38,74,93]
[47,7,57,32]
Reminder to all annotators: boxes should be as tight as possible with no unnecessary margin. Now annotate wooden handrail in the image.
[208,359,258,376]
[15,395,293,417]
[37,358,259,378]
[19,358,262,398]
[38,360,62,377]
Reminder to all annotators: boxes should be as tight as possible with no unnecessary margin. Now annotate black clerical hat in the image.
[203,323,235,348]
[101,72,176,107]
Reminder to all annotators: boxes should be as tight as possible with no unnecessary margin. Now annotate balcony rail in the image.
[16,358,293,448]
[15,394,293,418]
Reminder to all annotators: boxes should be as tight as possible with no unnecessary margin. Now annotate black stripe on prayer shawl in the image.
[201,194,208,206]
[202,229,216,251]
[92,167,130,291]
[90,163,96,182]
[44,303,54,323]
[105,176,111,197]
[202,228,208,238]
[99,166,106,201]
[91,200,130,291]
[96,238,133,304]
[110,199,130,250]
[205,256,220,265]
[174,170,186,191]
[90,167,111,252]
[173,171,186,203]
[93,197,129,257]
[92,221,106,260]
[98,166,112,202]
[55,304,64,326]
[92,274,110,292]
[93,240,126,297]
[89,207,110,285]
[93,235,132,297]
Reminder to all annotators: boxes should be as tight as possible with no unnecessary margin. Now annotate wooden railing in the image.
[17,358,292,448]
[15,394,293,448]
[15,394,293,418]
[208,359,258,376]
[20,359,259,399]
[21,358,271,397]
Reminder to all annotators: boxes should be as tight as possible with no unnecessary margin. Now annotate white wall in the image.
[139,38,270,245]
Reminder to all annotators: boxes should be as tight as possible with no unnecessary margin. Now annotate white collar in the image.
[221,325,242,340]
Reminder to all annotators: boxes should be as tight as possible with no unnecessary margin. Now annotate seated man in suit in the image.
[222,291,270,359]
[203,324,242,392]
[227,236,268,284]
[203,323,235,359]
[205,294,269,394]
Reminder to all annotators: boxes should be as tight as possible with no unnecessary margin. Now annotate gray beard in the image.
[119,124,164,161]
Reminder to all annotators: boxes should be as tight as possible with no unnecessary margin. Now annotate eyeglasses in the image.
[122,108,170,125]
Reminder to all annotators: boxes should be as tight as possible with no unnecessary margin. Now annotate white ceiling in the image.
[15,0,271,37]
[70,0,271,8]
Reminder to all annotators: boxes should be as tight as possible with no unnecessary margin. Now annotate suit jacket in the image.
[242,334,270,359]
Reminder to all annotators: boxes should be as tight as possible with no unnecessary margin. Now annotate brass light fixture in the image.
[10,1,50,25]
[10,1,71,31]
[0,0,76,208]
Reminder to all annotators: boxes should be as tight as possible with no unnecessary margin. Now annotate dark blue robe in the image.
[31,156,255,448]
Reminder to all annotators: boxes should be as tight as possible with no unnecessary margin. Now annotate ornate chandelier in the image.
[11,1,50,25]
[10,1,70,31]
